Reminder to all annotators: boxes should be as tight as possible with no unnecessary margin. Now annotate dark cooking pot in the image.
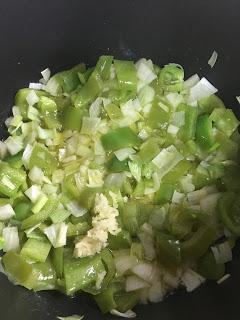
[0,0,240,319]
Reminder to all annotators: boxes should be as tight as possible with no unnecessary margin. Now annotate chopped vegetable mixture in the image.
[0,56,239,317]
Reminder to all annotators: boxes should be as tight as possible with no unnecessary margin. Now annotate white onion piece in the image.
[131,262,154,283]
[183,74,200,89]
[148,280,164,303]
[208,50,218,68]
[41,68,51,82]
[26,90,39,106]
[115,255,138,275]
[29,83,45,90]
[188,77,217,103]
[110,309,136,318]
[0,204,15,220]
[181,269,205,292]
[126,275,150,292]
[25,185,42,203]
[66,201,87,217]
[114,147,136,161]
[211,241,232,264]
[3,226,19,252]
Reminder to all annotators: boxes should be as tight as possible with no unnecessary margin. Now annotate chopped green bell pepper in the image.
[177,104,198,142]
[196,115,214,150]
[96,55,113,80]
[159,64,184,92]
[20,238,51,263]
[29,144,58,175]
[114,60,137,92]
[101,127,141,151]
[197,250,225,280]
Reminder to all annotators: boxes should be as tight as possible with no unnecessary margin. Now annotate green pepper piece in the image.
[121,201,139,236]
[155,233,181,268]
[177,104,198,142]
[29,144,58,176]
[147,101,170,130]
[38,96,57,112]
[139,138,160,162]
[31,259,57,291]
[58,63,86,94]
[51,247,64,278]
[115,291,140,313]
[105,103,123,120]
[67,222,90,237]
[108,230,132,250]
[209,108,239,138]
[153,183,174,205]
[162,160,193,186]
[198,94,225,115]
[197,250,225,280]
[95,283,119,313]
[50,208,71,224]
[114,60,137,92]
[213,129,238,161]
[15,88,47,120]
[63,106,86,131]
[95,55,113,80]
[107,156,129,173]
[101,127,141,151]
[218,192,240,235]
[181,224,217,260]
[64,253,105,295]
[78,187,101,209]
[101,249,116,289]
[0,162,26,197]
[74,71,103,108]
[21,197,58,230]
[14,201,31,221]
[222,165,240,192]
[2,252,35,289]
[196,115,214,150]
[4,151,23,169]
[159,64,184,92]
[20,238,51,263]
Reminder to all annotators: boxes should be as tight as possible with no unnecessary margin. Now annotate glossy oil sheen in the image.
[0,0,240,319]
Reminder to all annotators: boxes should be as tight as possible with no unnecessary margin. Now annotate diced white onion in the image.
[211,241,232,264]
[138,128,149,140]
[104,173,126,189]
[152,145,183,179]
[183,74,200,89]
[41,68,51,82]
[3,226,19,252]
[181,269,205,292]
[0,141,7,159]
[236,96,240,104]
[208,50,218,68]
[136,59,157,84]
[138,85,155,106]
[115,255,138,275]
[26,90,39,106]
[87,169,104,188]
[148,280,164,303]
[22,144,33,167]
[128,161,142,182]
[172,191,185,204]
[126,275,150,292]
[165,93,183,110]
[131,262,154,283]
[171,111,185,127]
[2,176,15,190]
[180,174,195,193]
[45,77,60,96]
[110,309,136,318]
[44,222,68,248]
[52,169,64,184]
[200,193,221,214]
[4,136,23,155]
[89,97,102,118]
[188,77,218,103]
[138,224,156,261]
[114,147,136,161]
[31,194,48,214]
[66,201,87,217]
[81,117,101,135]
[187,185,217,204]
[167,124,179,135]
[25,185,42,203]
[29,83,45,90]
[0,204,15,220]
[29,166,44,184]
[217,274,230,284]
